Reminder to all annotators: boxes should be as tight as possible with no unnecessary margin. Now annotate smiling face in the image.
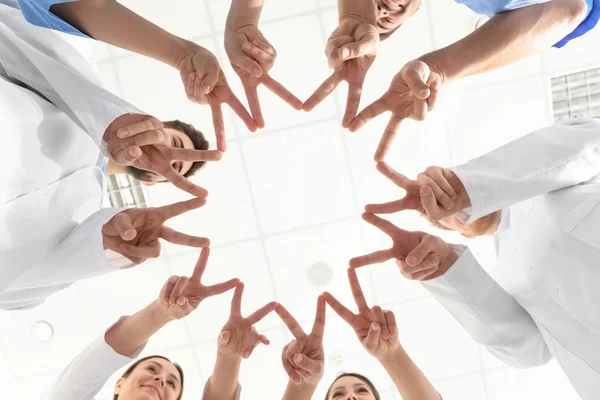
[114,358,183,400]
[372,0,422,37]
[327,376,378,400]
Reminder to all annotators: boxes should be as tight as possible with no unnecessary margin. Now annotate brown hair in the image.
[126,119,209,182]
[325,373,381,400]
[113,355,184,400]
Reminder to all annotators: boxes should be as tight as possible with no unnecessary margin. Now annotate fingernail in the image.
[372,323,380,331]
[445,201,454,209]
[118,130,128,138]
[243,351,250,359]
[202,85,211,94]
[421,188,431,196]
[243,42,252,50]
[340,47,350,59]
[128,147,139,157]
[407,256,417,265]
[294,354,303,363]
[253,67,262,77]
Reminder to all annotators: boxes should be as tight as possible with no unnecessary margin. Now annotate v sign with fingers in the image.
[225,24,303,129]
[365,162,471,220]
[323,268,400,359]
[349,60,444,162]
[102,197,209,264]
[276,297,326,386]
[175,43,258,150]
[104,114,223,197]
[351,212,458,280]
[217,283,277,359]
[304,17,379,128]
[155,248,240,321]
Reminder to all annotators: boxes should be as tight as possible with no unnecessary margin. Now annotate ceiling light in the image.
[31,321,54,343]
[307,261,334,287]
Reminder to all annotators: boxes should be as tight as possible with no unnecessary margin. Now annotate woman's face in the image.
[328,376,377,400]
[114,357,182,400]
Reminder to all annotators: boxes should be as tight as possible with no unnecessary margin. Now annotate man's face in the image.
[372,0,420,36]
[146,127,196,184]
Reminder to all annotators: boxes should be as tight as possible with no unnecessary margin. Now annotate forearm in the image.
[105,301,172,357]
[420,0,587,83]
[281,382,318,400]
[378,348,440,400]
[226,0,266,29]
[204,352,242,400]
[338,0,376,23]
[50,0,193,68]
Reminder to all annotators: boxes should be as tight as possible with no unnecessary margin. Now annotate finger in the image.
[348,267,369,313]
[342,81,363,128]
[159,197,207,220]
[427,77,441,112]
[118,241,161,259]
[120,129,166,149]
[205,278,241,297]
[403,64,431,100]
[169,276,189,305]
[322,291,356,326]
[303,73,341,112]
[106,212,137,241]
[361,212,401,237]
[225,90,258,132]
[363,322,381,351]
[184,73,195,100]
[374,115,403,163]
[166,147,223,162]
[376,162,415,190]
[413,97,428,121]
[246,301,278,325]
[348,97,387,132]
[252,39,276,56]
[364,199,410,214]
[384,310,398,337]
[371,306,389,339]
[275,304,306,339]
[403,254,440,279]
[112,145,142,165]
[193,73,208,104]
[418,175,454,209]
[401,265,439,281]
[242,41,275,70]
[160,227,210,248]
[231,283,244,317]
[244,85,265,129]
[209,102,227,152]
[326,35,354,68]
[349,249,394,268]
[294,354,322,375]
[339,37,378,61]
[190,247,209,281]
[311,295,326,338]
[234,50,263,78]
[420,186,446,220]
[160,276,179,303]
[117,117,164,138]
[218,330,231,347]
[405,236,437,266]
[161,167,209,198]
[242,343,259,359]
[282,350,303,384]
[425,167,457,200]
[263,75,303,111]
[199,66,220,95]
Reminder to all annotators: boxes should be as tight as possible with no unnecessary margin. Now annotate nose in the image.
[376,4,389,17]
[153,375,165,386]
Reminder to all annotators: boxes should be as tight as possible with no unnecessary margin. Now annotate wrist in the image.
[226,1,262,30]
[377,346,408,367]
[447,170,471,209]
[418,51,451,85]
[147,300,176,325]
[171,38,198,70]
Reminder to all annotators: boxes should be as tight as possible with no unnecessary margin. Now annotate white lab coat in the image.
[421,118,600,399]
[0,3,138,310]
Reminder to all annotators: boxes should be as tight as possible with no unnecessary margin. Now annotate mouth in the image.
[142,385,162,400]
[381,0,402,11]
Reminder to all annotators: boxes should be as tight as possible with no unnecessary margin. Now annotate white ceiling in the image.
[2,0,600,399]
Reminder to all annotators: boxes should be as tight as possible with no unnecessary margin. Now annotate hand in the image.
[276,297,326,386]
[349,59,444,162]
[102,197,209,264]
[218,283,277,359]
[365,162,471,219]
[104,114,222,197]
[304,17,379,128]
[351,212,457,280]
[175,43,258,150]
[154,248,239,320]
[225,25,302,128]
[323,268,400,359]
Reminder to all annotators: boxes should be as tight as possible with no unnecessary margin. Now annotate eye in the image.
[358,387,369,393]
[333,392,343,398]
[167,380,176,389]
[148,366,157,373]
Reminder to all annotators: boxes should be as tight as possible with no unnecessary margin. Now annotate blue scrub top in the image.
[16,0,89,37]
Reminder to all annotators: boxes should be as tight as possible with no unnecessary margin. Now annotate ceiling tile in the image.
[433,373,487,400]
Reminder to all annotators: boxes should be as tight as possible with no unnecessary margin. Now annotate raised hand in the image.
[304,17,379,127]
[276,297,326,386]
[351,213,457,280]
[175,43,258,150]
[323,268,400,359]
[154,248,239,320]
[366,162,471,220]
[217,283,277,359]
[104,114,222,197]
[225,25,302,128]
[348,60,444,162]
[102,197,209,264]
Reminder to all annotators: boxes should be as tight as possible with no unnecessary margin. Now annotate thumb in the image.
[103,211,137,241]
[293,354,321,374]
[218,330,231,347]
[402,61,431,100]
[198,62,220,94]
[363,323,381,352]
[339,37,377,60]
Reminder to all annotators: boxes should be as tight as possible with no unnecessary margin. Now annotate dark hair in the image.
[126,119,209,182]
[325,373,381,400]
[113,355,184,400]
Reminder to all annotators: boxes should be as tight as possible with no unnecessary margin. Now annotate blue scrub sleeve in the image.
[554,0,599,48]
[17,0,91,38]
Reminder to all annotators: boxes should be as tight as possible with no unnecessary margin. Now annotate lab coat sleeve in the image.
[0,8,142,153]
[450,118,600,223]
[421,245,553,368]
[40,317,146,400]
